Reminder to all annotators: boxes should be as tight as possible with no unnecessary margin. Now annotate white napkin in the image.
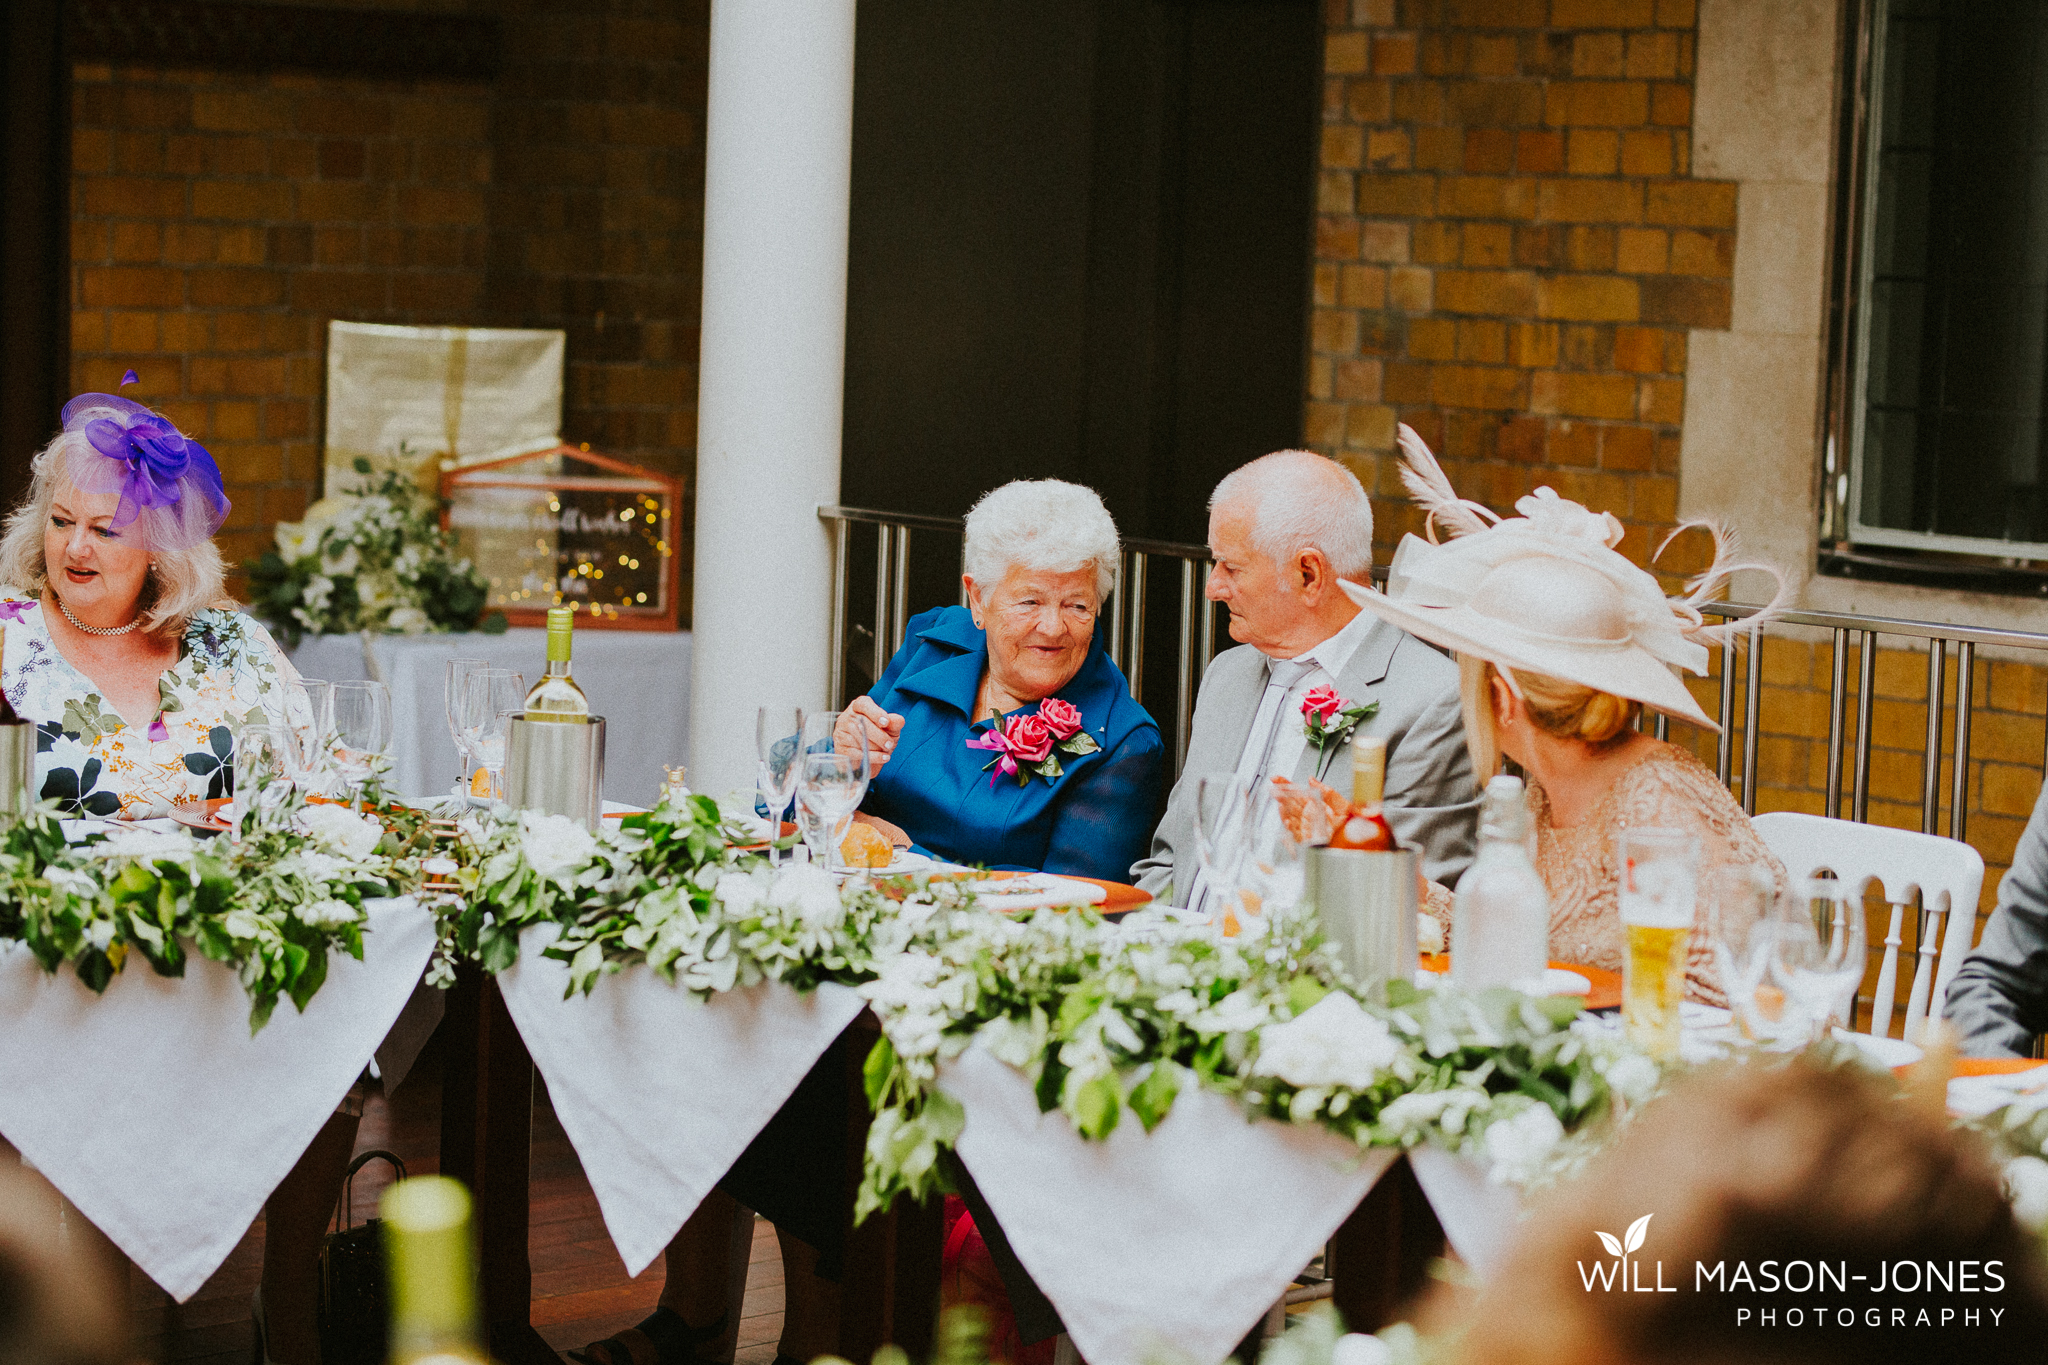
[1948,1066,2048,1119]
[0,898,436,1301]
[954,874,1106,912]
[941,1044,1399,1365]
[495,924,866,1275]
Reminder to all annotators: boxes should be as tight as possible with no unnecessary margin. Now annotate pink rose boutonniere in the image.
[1300,685,1378,781]
[966,697,1102,786]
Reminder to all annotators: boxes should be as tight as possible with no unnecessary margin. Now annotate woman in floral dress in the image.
[0,387,337,1365]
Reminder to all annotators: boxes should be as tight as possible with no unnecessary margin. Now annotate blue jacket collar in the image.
[894,606,1126,733]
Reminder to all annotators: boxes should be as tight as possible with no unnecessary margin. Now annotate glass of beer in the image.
[1619,828,1700,1059]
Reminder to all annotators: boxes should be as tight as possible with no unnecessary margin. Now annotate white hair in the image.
[961,479,1120,602]
[0,431,231,643]
[1209,449,1374,580]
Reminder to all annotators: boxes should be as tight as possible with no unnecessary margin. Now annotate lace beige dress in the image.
[1536,741,1789,1005]
[1422,741,1789,1005]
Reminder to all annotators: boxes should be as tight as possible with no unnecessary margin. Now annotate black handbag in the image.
[318,1149,407,1365]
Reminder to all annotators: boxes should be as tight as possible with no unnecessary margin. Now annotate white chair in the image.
[1751,812,1984,1044]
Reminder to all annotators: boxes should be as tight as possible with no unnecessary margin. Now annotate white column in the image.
[689,0,857,800]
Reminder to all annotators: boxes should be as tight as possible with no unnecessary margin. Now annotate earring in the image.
[147,562,157,573]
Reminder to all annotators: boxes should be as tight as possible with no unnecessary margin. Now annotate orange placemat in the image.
[1953,1057,2048,1078]
[1419,955,1623,1012]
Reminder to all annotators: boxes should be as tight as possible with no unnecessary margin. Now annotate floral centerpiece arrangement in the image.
[245,458,500,647]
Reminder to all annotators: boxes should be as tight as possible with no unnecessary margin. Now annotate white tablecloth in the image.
[286,629,692,806]
[0,898,437,1301]
[495,924,866,1276]
[941,1044,1401,1365]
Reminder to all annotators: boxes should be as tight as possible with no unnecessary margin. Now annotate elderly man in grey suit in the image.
[1946,782,2048,1056]
[1133,448,1478,904]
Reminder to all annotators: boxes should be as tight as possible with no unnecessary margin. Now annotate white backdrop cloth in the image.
[287,629,691,806]
[1406,1144,1523,1276]
[0,898,436,1301]
[941,1044,1401,1365]
[496,924,866,1275]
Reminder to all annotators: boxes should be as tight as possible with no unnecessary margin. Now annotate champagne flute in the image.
[292,677,335,793]
[332,680,394,800]
[757,706,805,865]
[461,671,525,804]
[1769,877,1868,1042]
[1192,774,1254,925]
[445,658,488,795]
[234,724,293,832]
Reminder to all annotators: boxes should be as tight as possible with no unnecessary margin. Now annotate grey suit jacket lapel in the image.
[1288,617,1402,784]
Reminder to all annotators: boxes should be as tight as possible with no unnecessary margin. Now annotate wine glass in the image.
[331,680,394,799]
[799,751,868,873]
[461,670,525,804]
[1706,864,1790,1042]
[1769,876,1868,1042]
[1192,774,1254,925]
[233,724,293,831]
[445,658,488,795]
[801,711,872,801]
[757,706,805,865]
[1237,781,1310,926]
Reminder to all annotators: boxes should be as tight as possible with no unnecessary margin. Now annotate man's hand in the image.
[1269,776,1346,843]
[838,697,905,770]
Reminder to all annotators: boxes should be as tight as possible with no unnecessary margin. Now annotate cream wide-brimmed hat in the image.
[1339,425,1786,731]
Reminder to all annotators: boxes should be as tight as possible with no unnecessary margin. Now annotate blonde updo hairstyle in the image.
[1458,655,1642,779]
[0,431,231,643]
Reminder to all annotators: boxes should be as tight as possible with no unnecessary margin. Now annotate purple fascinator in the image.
[57,393,230,551]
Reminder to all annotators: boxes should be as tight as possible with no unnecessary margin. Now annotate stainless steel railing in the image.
[820,504,2048,844]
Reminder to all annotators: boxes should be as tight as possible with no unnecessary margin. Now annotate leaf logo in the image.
[1594,1215,1652,1260]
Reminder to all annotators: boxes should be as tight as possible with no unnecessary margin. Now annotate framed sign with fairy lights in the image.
[439,443,683,631]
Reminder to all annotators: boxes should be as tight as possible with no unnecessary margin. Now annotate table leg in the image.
[835,1013,944,1361]
[1328,1155,1446,1334]
[438,964,560,1365]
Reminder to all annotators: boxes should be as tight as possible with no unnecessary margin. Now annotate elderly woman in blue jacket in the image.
[838,478,1163,880]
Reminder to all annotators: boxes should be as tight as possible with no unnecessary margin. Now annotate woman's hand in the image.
[838,697,904,770]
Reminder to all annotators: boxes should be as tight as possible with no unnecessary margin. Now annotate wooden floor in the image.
[93,1037,788,1365]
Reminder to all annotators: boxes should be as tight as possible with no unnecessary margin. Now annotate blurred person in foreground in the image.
[1134,447,1479,905]
[1341,426,1790,1001]
[1444,1060,2048,1365]
[1946,780,2048,1057]
[0,1156,126,1365]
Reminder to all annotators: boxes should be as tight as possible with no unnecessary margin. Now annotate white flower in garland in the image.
[298,803,384,859]
[771,863,844,932]
[299,898,360,928]
[2004,1155,2048,1234]
[1187,987,1271,1037]
[1481,1098,1566,1186]
[1252,993,1404,1090]
[518,811,598,883]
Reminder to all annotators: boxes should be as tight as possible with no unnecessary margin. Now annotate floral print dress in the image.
[0,589,308,818]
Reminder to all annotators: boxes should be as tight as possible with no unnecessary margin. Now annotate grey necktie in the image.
[1190,657,1317,917]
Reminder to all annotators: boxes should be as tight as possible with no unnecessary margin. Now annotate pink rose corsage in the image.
[1300,687,1377,781]
[967,698,1102,786]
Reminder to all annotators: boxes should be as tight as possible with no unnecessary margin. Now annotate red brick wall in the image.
[1310,0,1729,581]
[65,0,709,613]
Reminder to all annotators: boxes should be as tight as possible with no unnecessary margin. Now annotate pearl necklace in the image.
[53,593,144,637]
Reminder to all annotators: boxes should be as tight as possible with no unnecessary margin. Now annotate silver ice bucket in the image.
[1306,844,1417,997]
[0,721,33,816]
[505,714,606,830]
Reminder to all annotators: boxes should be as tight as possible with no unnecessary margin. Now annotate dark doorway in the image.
[841,0,1321,548]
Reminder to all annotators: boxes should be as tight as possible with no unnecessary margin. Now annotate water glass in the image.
[461,671,525,803]
[757,706,805,864]
[445,658,488,790]
[1619,827,1700,1060]
[1769,877,1868,1041]
[1706,864,1790,1042]
[332,680,394,798]
[799,750,867,872]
